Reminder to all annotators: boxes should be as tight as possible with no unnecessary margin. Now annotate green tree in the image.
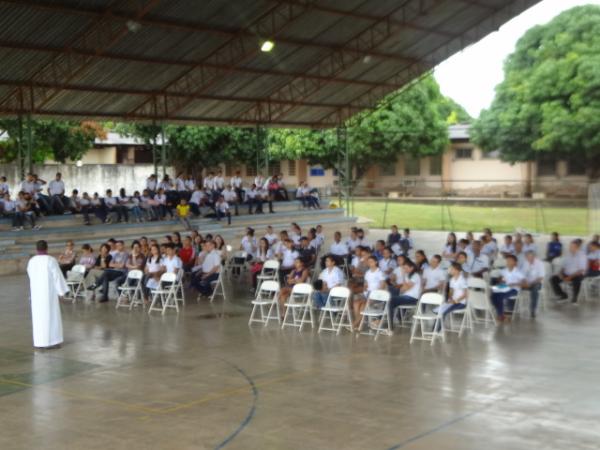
[471,5,600,175]
[439,96,472,124]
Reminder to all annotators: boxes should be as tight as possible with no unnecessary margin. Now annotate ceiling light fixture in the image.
[260,40,275,52]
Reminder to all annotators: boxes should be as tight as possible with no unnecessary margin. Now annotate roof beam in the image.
[0,0,162,112]
[234,0,444,124]
[0,40,405,91]
[0,0,416,64]
[0,79,370,111]
[318,0,539,126]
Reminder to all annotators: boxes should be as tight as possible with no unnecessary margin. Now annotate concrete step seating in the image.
[0,201,357,276]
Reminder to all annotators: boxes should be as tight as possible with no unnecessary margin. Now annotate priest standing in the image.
[26,240,68,349]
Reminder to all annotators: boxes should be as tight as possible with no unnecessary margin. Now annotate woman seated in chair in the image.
[251,238,274,289]
[58,240,77,276]
[351,255,386,330]
[386,259,422,331]
[435,262,468,329]
[144,244,164,302]
[277,258,309,318]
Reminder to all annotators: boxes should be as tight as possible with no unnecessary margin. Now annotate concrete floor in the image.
[1,231,598,450]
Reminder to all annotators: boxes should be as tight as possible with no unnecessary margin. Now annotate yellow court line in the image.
[0,377,161,415]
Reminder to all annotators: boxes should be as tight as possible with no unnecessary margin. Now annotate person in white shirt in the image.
[481,232,498,260]
[550,240,587,303]
[521,251,545,318]
[2,193,19,229]
[500,235,515,257]
[104,189,129,223]
[184,175,196,194]
[48,173,67,214]
[385,259,422,331]
[191,240,221,296]
[161,244,182,274]
[465,240,490,278]
[278,238,299,282]
[491,254,525,320]
[189,186,206,217]
[254,174,265,190]
[378,247,397,280]
[0,176,9,196]
[422,254,446,293]
[352,256,386,329]
[174,173,187,199]
[214,170,225,192]
[263,225,278,246]
[245,184,262,214]
[523,234,537,255]
[588,240,600,277]
[313,256,345,308]
[222,186,239,216]
[146,174,158,194]
[326,231,349,266]
[442,232,458,261]
[436,262,468,328]
[512,240,526,270]
[155,188,173,219]
[230,170,244,202]
[215,195,231,225]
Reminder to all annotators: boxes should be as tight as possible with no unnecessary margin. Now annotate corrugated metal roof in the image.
[0,0,541,127]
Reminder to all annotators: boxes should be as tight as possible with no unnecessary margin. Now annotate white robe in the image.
[27,254,68,348]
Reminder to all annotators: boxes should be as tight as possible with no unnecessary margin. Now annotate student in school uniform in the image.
[550,240,587,303]
[546,232,562,262]
[465,240,490,278]
[324,231,349,267]
[230,170,244,203]
[191,240,221,297]
[263,226,278,247]
[422,254,446,294]
[521,250,545,318]
[499,235,515,257]
[352,256,386,330]
[250,238,274,290]
[442,232,458,261]
[215,195,232,225]
[587,241,600,277]
[523,234,537,255]
[315,225,325,248]
[378,247,397,280]
[481,231,498,261]
[389,255,407,296]
[146,174,158,196]
[313,255,345,309]
[277,239,300,284]
[385,259,422,332]
[436,262,468,328]
[513,240,526,271]
[414,250,429,274]
[222,186,239,216]
[387,225,402,247]
[373,240,386,261]
[491,255,525,321]
[245,184,262,215]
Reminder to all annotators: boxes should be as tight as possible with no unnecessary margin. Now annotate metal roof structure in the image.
[0,0,540,128]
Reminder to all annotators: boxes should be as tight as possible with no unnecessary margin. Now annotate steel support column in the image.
[26,114,33,174]
[336,126,351,216]
[160,123,167,177]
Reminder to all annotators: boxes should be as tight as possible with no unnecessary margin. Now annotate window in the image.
[379,163,396,177]
[309,165,325,176]
[288,160,296,176]
[269,161,281,176]
[537,157,556,177]
[404,155,420,176]
[482,149,501,159]
[246,165,257,177]
[455,147,473,159]
[567,158,586,176]
[429,155,442,176]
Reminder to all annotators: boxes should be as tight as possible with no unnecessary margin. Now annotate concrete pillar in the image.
[442,145,453,193]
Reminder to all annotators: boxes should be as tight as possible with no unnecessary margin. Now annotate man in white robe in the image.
[26,240,68,349]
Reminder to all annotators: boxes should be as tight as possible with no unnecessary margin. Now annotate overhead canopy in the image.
[0,0,540,128]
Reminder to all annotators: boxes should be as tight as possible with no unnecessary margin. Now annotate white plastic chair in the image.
[116,269,144,310]
[228,251,249,279]
[174,270,185,305]
[410,293,445,345]
[248,280,280,326]
[210,270,226,303]
[65,264,86,303]
[318,286,352,334]
[255,259,280,293]
[466,277,496,327]
[148,272,178,315]
[357,289,392,340]
[493,257,506,269]
[282,283,314,331]
[581,275,600,302]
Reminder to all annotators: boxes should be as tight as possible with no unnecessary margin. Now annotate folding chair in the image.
[210,270,226,303]
[148,272,178,315]
[248,280,280,326]
[357,289,392,340]
[65,264,86,303]
[410,293,445,345]
[255,259,280,294]
[174,270,185,305]
[318,286,353,335]
[581,275,600,302]
[282,283,314,331]
[228,251,249,279]
[116,270,144,310]
[493,257,507,270]
[447,301,473,336]
[466,277,496,327]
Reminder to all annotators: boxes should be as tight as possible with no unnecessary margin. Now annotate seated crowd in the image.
[0,170,321,231]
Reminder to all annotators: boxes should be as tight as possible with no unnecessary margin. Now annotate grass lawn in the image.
[352,201,590,236]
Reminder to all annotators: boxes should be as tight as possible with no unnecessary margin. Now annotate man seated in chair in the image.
[191,240,221,298]
[550,239,587,303]
[491,255,524,321]
[297,237,316,268]
[465,240,490,278]
[521,250,545,318]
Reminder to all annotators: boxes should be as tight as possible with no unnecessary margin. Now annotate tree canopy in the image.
[471,5,600,174]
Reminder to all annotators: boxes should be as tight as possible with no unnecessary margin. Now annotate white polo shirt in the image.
[48,179,65,196]
[364,268,385,294]
[230,176,242,189]
[281,248,299,268]
[391,266,405,285]
[161,255,182,274]
[449,274,468,304]
[190,190,204,204]
[217,201,230,213]
[522,258,545,284]
[482,241,497,257]
[423,266,446,291]
[214,176,225,190]
[501,267,525,292]
[201,250,221,273]
[346,238,360,251]
[104,196,117,207]
[175,178,186,191]
[329,241,348,256]
[319,266,344,290]
[500,243,515,255]
[21,181,37,195]
[378,258,397,279]
[466,253,490,274]
[223,189,237,203]
[264,233,277,245]
[146,179,157,191]
[241,236,257,256]
[402,273,422,299]
[523,243,537,255]
[561,251,588,276]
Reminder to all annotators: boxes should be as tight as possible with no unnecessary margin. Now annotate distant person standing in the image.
[26,240,68,349]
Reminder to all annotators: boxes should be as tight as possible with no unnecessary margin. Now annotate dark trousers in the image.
[523,283,541,313]
[96,269,127,301]
[234,187,245,203]
[108,205,129,222]
[247,198,262,214]
[50,195,66,215]
[388,295,418,330]
[216,209,231,225]
[491,289,519,316]
[192,272,219,295]
[551,275,583,302]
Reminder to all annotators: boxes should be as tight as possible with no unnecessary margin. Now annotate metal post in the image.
[336,126,351,216]
[382,197,389,229]
[264,128,270,176]
[161,123,167,177]
[26,114,33,174]
[17,114,24,180]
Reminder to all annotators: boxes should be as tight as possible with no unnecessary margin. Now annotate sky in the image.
[434,0,600,118]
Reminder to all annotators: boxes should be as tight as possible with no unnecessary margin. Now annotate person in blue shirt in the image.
[546,231,562,262]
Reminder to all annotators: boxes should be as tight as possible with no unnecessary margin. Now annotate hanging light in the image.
[260,40,275,52]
